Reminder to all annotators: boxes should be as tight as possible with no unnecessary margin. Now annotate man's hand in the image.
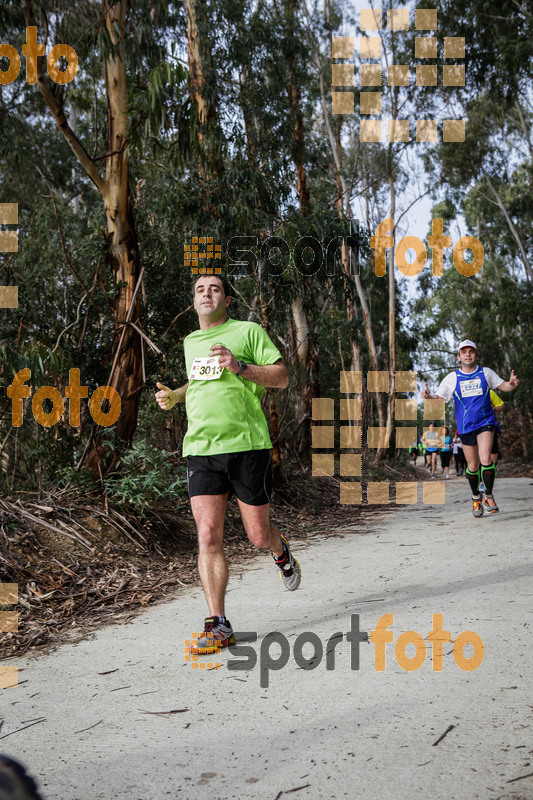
[155,382,177,411]
[421,381,430,399]
[498,370,520,392]
[209,345,239,373]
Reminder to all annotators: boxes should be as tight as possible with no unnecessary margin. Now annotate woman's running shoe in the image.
[472,496,484,518]
[483,495,499,514]
[273,535,301,591]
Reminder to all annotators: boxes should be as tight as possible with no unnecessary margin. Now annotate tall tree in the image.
[22,0,144,474]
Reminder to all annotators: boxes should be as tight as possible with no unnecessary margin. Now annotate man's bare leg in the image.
[462,430,496,507]
[190,494,228,617]
[236,500,284,556]
[237,499,301,590]
[462,430,494,475]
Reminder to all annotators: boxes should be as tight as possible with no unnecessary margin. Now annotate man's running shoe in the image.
[472,496,484,518]
[483,495,499,514]
[187,616,236,654]
[273,535,301,591]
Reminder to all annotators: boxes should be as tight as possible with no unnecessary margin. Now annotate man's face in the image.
[193,276,230,322]
[458,346,477,368]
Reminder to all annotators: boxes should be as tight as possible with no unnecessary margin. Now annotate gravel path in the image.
[1,476,532,800]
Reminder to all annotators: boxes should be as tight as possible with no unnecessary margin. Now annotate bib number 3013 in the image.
[189,357,223,381]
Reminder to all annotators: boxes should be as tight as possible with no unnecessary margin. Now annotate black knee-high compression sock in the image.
[480,463,496,495]
[466,467,480,496]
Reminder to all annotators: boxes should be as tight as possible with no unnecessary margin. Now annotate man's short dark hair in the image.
[192,273,232,298]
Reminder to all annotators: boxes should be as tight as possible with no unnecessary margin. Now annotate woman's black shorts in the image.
[440,451,452,468]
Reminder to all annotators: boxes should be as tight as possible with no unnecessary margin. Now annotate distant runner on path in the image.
[409,437,419,465]
[421,421,439,479]
[453,431,465,476]
[421,339,519,517]
[155,273,299,654]
[438,425,452,479]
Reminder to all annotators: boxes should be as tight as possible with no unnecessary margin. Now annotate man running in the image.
[421,340,519,517]
[155,273,299,653]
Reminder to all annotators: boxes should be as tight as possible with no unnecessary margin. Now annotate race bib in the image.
[188,356,223,381]
[460,378,483,397]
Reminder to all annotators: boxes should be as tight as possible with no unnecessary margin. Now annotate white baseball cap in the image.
[458,339,477,352]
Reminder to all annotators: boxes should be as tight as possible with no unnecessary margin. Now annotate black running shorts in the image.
[440,451,452,468]
[187,449,272,505]
[491,431,500,455]
[459,425,495,447]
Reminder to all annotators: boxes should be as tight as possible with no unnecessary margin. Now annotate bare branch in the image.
[23,0,106,195]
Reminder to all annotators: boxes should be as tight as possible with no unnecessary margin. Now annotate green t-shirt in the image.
[182,318,282,456]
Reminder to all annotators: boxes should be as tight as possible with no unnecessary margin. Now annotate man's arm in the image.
[235,361,288,388]
[155,381,189,410]
[209,346,288,388]
[421,373,454,401]
[496,369,519,392]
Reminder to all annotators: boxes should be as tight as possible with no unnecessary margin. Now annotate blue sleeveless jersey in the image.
[453,366,496,434]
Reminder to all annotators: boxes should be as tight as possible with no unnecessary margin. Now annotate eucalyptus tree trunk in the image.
[320,100,385,440]
[24,0,143,475]
[184,0,224,178]
[384,170,396,464]
[287,0,313,461]
[383,3,398,465]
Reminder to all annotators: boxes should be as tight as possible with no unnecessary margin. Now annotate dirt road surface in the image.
[1,477,532,800]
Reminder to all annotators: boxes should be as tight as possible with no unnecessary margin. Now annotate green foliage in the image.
[103,440,187,517]
[1,0,531,496]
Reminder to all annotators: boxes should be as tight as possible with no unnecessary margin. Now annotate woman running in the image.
[439,426,452,479]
